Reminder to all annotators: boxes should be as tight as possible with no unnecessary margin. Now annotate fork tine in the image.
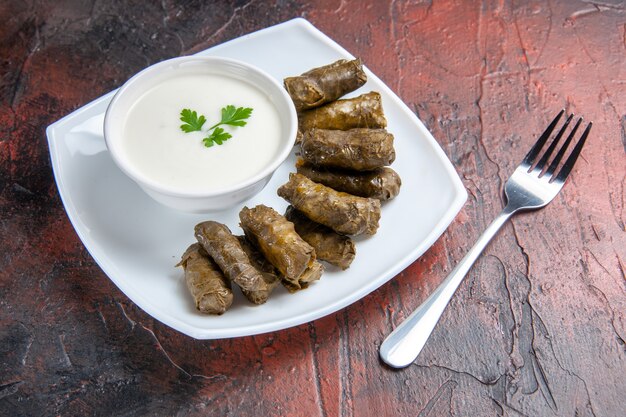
[554,121,592,183]
[523,109,564,166]
[535,114,573,173]
[545,117,582,178]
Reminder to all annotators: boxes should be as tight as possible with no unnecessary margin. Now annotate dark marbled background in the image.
[1,1,624,416]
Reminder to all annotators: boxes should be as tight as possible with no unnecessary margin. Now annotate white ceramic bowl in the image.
[103,56,297,212]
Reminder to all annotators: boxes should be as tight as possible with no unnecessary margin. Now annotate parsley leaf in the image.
[210,105,253,129]
[202,127,232,147]
[180,105,252,148]
[180,109,206,133]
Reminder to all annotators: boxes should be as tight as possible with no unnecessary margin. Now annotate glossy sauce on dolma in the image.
[239,205,323,290]
[285,206,356,270]
[177,243,233,314]
[194,221,269,293]
[236,236,281,304]
[296,161,402,201]
[284,59,367,111]
[278,173,381,236]
[300,128,395,170]
[122,72,282,192]
[298,91,387,131]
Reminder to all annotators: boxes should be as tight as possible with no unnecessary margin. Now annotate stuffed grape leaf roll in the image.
[298,92,387,131]
[236,236,281,304]
[239,205,323,291]
[300,128,395,170]
[194,221,269,293]
[278,173,381,236]
[296,161,402,201]
[177,243,233,315]
[284,59,367,111]
[283,260,324,293]
[285,206,356,270]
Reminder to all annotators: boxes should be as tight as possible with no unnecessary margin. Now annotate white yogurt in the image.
[121,72,283,193]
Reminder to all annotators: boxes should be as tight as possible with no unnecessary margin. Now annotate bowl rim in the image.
[103,55,297,198]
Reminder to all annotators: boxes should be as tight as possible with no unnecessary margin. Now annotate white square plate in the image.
[46,18,467,339]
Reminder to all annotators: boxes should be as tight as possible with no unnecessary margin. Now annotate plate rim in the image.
[46,17,467,339]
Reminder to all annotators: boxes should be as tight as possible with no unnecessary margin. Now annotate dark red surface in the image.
[1,1,625,415]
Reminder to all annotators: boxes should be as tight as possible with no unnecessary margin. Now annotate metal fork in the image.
[380,110,592,368]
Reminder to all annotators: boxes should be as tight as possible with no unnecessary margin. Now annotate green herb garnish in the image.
[179,109,206,132]
[180,106,253,148]
[210,105,253,129]
[203,127,231,147]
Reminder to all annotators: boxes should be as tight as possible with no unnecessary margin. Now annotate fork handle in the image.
[379,206,515,368]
